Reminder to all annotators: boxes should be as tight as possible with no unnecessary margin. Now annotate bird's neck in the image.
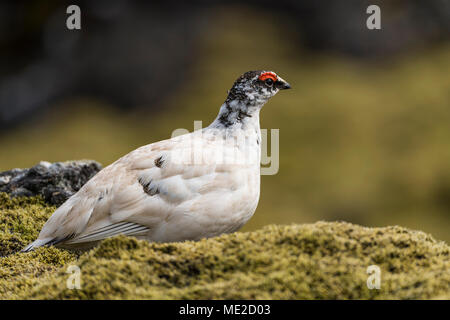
[207,99,262,162]
[209,99,262,132]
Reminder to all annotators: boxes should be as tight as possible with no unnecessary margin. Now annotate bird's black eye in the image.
[265,78,274,86]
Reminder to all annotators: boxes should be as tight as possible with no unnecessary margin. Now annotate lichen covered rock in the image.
[0,160,102,206]
[0,192,448,299]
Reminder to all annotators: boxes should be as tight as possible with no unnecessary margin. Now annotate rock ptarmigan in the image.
[23,70,291,251]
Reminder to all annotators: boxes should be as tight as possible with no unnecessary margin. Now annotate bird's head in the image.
[226,70,291,107]
[211,70,290,128]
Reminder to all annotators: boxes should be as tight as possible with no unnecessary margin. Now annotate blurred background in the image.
[0,0,449,241]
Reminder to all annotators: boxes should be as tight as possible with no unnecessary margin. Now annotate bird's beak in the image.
[280,82,291,90]
[275,76,291,90]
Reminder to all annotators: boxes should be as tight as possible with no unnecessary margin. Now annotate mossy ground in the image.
[0,192,448,299]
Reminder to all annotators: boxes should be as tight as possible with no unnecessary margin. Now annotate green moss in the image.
[0,193,78,298]
[0,193,56,256]
[0,192,448,299]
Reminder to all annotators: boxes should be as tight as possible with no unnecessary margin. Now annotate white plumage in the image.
[23,70,290,251]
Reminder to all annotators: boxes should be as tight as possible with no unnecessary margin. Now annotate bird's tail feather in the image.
[21,238,53,252]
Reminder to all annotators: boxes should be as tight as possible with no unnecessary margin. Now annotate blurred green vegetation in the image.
[0,8,449,241]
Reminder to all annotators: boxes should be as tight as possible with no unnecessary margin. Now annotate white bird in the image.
[23,70,291,251]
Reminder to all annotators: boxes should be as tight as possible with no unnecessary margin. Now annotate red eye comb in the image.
[258,72,277,82]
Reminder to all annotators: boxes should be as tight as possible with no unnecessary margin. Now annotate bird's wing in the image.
[62,222,149,244]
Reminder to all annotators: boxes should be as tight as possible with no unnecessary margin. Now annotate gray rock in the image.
[0,160,102,206]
